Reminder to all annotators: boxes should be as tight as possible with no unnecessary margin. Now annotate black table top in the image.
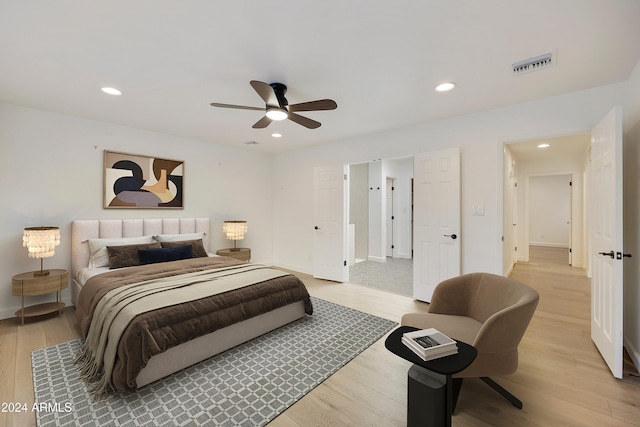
[385,326,477,376]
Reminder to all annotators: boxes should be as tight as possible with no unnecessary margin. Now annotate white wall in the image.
[367,160,385,262]
[528,175,571,247]
[348,162,368,261]
[623,59,640,371]
[272,83,626,277]
[382,157,413,259]
[0,103,275,319]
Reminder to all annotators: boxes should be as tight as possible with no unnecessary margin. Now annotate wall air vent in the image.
[512,52,553,76]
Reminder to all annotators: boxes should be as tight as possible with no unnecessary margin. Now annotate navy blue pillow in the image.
[138,244,193,265]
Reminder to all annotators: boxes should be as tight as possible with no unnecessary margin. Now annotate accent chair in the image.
[401,272,539,411]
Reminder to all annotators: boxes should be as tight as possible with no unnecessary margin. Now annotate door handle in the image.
[598,250,614,259]
[444,234,457,240]
[616,252,632,259]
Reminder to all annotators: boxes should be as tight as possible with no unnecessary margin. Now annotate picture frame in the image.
[104,150,184,209]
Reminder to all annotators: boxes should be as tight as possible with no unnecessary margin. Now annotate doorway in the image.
[347,157,414,296]
[528,174,572,264]
[503,133,590,273]
[504,108,627,380]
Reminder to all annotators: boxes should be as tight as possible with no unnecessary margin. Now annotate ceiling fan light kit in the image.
[210,80,337,129]
[265,107,288,121]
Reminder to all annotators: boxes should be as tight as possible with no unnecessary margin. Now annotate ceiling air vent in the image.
[512,52,553,76]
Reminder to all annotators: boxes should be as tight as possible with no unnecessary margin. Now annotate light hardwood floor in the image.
[1,246,639,426]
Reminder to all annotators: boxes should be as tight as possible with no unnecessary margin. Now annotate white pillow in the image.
[153,232,205,242]
[87,236,155,269]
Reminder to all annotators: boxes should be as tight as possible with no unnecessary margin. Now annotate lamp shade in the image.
[223,221,248,241]
[23,226,60,258]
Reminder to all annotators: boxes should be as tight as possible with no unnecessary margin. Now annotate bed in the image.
[71,218,312,397]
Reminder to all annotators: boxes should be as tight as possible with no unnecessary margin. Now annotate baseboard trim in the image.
[624,336,640,375]
[504,262,515,277]
[272,261,311,276]
[529,243,570,248]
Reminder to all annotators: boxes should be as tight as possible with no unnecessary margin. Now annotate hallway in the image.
[510,245,639,383]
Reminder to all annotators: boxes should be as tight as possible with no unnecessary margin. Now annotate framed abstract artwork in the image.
[104,150,184,209]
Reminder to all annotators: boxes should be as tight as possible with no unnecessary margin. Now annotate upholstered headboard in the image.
[70,218,210,304]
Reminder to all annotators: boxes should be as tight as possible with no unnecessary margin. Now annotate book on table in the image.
[402,328,458,361]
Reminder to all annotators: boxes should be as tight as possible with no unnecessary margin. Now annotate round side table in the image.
[216,248,251,262]
[12,269,68,325]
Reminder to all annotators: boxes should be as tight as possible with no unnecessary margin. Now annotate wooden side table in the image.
[12,269,68,325]
[216,248,251,262]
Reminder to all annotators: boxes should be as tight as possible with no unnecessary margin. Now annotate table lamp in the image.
[23,226,60,276]
[222,221,247,251]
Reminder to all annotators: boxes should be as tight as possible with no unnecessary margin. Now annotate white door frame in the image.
[386,176,397,258]
[501,136,589,271]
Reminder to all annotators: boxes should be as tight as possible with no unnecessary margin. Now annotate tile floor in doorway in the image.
[348,257,413,296]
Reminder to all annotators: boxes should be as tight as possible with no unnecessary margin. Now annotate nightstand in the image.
[385,326,477,427]
[12,269,68,325]
[216,248,251,262]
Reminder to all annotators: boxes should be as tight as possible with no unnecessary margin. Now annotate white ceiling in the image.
[508,133,590,161]
[1,1,639,154]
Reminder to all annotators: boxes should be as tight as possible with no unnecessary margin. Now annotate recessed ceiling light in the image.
[271,133,282,138]
[537,143,550,148]
[435,82,456,92]
[101,87,122,96]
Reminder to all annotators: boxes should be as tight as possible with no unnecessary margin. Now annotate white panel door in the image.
[313,165,347,282]
[590,106,624,378]
[413,148,461,302]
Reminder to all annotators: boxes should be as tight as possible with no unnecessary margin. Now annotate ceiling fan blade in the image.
[210,103,263,111]
[250,80,278,106]
[252,115,272,129]
[288,99,337,113]
[288,112,321,129]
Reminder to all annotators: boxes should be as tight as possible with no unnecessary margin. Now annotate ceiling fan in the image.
[210,80,337,129]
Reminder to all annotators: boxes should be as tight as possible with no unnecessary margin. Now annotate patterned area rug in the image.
[32,297,396,426]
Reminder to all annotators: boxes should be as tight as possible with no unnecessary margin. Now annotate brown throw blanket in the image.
[75,257,313,395]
